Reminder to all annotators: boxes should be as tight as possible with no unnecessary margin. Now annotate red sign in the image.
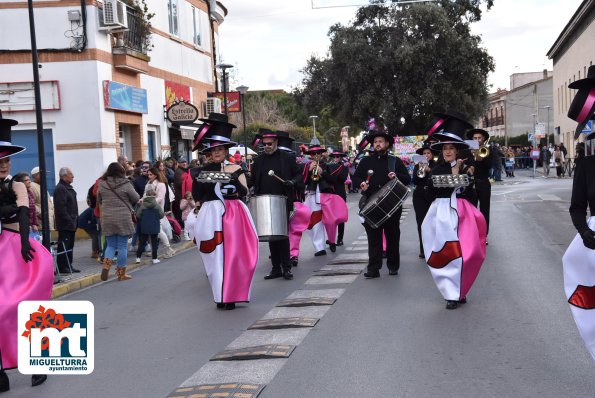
[530,150,540,160]
[165,81,191,108]
[213,91,241,113]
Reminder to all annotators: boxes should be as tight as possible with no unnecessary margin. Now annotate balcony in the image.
[112,7,151,74]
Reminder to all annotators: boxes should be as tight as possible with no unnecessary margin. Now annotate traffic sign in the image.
[528,133,535,141]
[582,120,593,134]
[535,122,545,135]
[530,150,540,160]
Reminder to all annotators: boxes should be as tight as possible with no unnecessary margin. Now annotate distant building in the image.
[0,0,227,196]
[547,0,595,156]
[478,88,507,140]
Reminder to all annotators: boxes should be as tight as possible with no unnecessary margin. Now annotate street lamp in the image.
[216,63,233,115]
[531,113,537,178]
[543,106,551,148]
[309,115,319,145]
[236,84,249,158]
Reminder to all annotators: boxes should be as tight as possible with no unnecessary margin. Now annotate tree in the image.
[294,0,495,135]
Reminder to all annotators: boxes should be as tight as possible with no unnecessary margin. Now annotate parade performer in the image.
[0,111,53,392]
[422,113,486,310]
[412,144,436,259]
[467,128,493,239]
[302,144,330,256]
[323,151,349,250]
[562,65,595,361]
[250,130,301,280]
[275,132,309,268]
[353,128,410,278]
[191,113,258,310]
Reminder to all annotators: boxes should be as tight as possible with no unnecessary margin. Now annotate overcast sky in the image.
[218,0,583,92]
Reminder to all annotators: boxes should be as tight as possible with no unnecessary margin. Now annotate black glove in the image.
[17,206,36,262]
[283,179,294,188]
[21,239,36,262]
[0,204,18,219]
[581,229,595,250]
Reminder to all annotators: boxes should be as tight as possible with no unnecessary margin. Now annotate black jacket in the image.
[353,153,411,198]
[250,149,302,211]
[54,179,78,231]
[324,162,348,200]
[569,156,595,235]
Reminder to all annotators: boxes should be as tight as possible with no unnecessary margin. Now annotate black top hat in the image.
[425,115,447,137]
[568,66,595,139]
[415,143,435,155]
[258,128,278,139]
[366,130,394,144]
[0,110,25,159]
[466,128,490,140]
[192,112,237,152]
[275,131,295,152]
[429,110,472,150]
[305,144,325,154]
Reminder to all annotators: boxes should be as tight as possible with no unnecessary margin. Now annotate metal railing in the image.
[121,8,150,54]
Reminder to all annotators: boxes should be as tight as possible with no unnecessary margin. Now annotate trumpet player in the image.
[467,128,493,239]
[301,144,329,256]
[412,144,436,259]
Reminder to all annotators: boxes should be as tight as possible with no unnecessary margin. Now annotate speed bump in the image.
[276,297,336,307]
[167,383,265,397]
[248,317,319,330]
[328,258,368,265]
[210,344,295,361]
[313,269,362,276]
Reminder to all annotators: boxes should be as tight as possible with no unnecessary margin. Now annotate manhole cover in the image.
[211,344,295,361]
[248,317,319,330]
[328,258,368,265]
[167,383,265,397]
[276,297,336,307]
[313,269,362,276]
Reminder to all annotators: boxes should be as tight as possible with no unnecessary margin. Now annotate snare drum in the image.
[248,195,288,241]
[359,179,410,229]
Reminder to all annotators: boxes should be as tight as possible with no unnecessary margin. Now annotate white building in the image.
[0,0,227,195]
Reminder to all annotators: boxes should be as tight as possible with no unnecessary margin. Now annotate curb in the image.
[52,241,196,299]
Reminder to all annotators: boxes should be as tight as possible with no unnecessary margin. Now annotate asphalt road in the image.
[6,170,594,397]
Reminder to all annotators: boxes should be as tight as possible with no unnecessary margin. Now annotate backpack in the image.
[87,184,97,208]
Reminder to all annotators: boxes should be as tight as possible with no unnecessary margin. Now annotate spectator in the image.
[173,157,188,223]
[156,160,174,184]
[541,145,551,177]
[78,201,101,258]
[180,191,196,240]
[553,145,565,178]
[145,167,175,258]
[135,185,164,264]
[98,162,140,281]
[29,166,55,231]
[54,167,80,273]
[117,154,128,170]
[12,172,39,240]
[133,160,151,196]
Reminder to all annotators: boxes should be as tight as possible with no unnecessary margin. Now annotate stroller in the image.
[166,214,182,243]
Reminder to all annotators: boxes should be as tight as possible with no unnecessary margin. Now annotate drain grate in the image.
[276,297,336,307]
[248,317,319,330]
[211,344,295,361]
[328,258,368,265]
[167,383,265,398]
[313,269,362,276]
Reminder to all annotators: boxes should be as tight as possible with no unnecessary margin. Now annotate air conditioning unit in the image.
[206,97,222,115]
[99,0,128,31]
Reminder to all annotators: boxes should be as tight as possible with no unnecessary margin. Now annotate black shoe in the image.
[289,256,298,267]
[225,303,236,310]
[31,374,47,387]
[446,300,459,310]
[418,253,425,259]
[282,268,294,280]
[388,269,399,276]
[264,270,283,280]
[216,303,225,309]
[329,244,336,253]
[458,297,467,304]
[59,267,81,273]
[0,370,9,392]
[364,270,380,279]
[314,250,327,256]
[337,241,344,246]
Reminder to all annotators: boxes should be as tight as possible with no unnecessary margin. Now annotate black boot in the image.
[282,266,293,280]
[31,374,47,387]
[289,256,298,267]
[446,300,458,310]
[329,243,336,253]
[225,303,236,310]
[264,269,283,280]
[0,370,9,393]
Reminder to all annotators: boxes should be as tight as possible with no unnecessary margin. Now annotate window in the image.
[167,0,179,36]
[192,6,201,46]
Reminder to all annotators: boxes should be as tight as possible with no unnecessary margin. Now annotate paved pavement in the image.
[7,169,593,397]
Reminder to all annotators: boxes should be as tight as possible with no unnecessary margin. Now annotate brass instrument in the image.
[310,160,321,181]
[478,137,491,158]
[417,163,428,178]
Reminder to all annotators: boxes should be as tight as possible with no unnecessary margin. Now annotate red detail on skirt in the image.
[568,285,595,310]
[427,241,462,269]
[200,231,224,253]
[308,210,323,230]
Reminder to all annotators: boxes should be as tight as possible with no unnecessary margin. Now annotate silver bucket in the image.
[248,195,288,242]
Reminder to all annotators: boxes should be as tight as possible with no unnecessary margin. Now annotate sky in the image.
[217,0,584,93]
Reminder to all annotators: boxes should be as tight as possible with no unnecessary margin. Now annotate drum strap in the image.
[388,155,397,174]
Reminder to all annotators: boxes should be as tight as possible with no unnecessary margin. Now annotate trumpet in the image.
[417,163,428,178]
[310,160,321,181]
[477,137,490,158]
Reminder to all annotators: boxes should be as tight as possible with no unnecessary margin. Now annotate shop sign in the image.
[103,81,148,114]
[166,100,199,124]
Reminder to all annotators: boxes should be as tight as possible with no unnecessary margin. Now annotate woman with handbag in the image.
[98,162,140,281]
[554,145,565,178]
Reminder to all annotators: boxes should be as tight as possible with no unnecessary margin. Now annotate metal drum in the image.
[359,179,410,229]
[248,195,288,241]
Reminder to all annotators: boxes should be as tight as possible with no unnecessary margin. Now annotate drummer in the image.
[353,128,410,278]
[250,129,302,280]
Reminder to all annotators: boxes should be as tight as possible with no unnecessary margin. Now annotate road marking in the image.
[538,194,563,201]
[305,275,359,285]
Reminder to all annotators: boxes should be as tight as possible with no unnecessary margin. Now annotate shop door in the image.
[10,129,56,194]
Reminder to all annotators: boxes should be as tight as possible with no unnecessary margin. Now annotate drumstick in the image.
[366,170,374,183]
[268,170,286,184]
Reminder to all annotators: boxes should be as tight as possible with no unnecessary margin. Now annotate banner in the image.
[103,81,148,114]
[165,81,191,108]
[213,92,241,113]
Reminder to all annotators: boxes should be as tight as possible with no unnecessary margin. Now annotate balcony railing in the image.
[120,8,150,55]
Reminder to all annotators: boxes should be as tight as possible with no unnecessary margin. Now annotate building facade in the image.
[0,0,226,195]
[478,88,507,140]
[547,0,595,157]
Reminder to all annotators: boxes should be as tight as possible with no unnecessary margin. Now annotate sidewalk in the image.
[51,237,195,299]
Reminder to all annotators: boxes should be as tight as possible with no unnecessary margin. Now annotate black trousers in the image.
[269,238,290,271]
[136,234,159,259]
[57,230,75,271]
[475,179,491,235]
[363,208,402,272]
[337,223,345,242]
[412,191,431,255]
